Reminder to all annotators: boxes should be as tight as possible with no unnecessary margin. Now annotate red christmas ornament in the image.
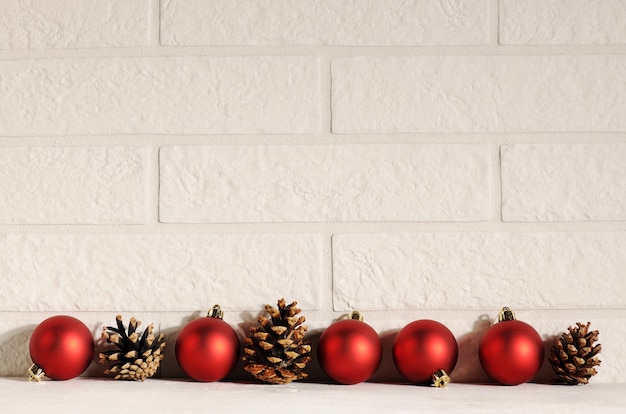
[317,311,382,384]
[479,307,545,385]
[393,319,458,387]
[28,315,94,381]
[175,305,240,382]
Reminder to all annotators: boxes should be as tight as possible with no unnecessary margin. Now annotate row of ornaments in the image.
[27,299,600,386]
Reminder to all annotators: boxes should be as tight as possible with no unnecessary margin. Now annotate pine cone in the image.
[241,298,311,384]
[549,322,601,385]
[99,315,166,381]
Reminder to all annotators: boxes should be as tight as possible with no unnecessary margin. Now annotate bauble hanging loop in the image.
[28,315,95,381]
[317,310,382,385]
[175,304,240,382]
[393,319,458,387]
[479,306,544,385]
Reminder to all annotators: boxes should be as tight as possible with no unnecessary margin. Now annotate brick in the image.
[502,144,626,221]
[332,56,626,133]
[160,0,489,46]
[159,144,491,223]
[0,147,147,224]
[500,0,626,45]
[0,0,151,49]
[0,234,322,311]
[0,57,319,135]
[332,232,626,310]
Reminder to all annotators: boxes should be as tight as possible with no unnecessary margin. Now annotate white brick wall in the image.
[500,0,626,45]
[159,145,491,222]
[0,0,151,49]
[161,0,490,46]
[0,0,625,384]
[332,56,626,133]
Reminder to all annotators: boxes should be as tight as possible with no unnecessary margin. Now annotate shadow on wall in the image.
[451,315,492,384]
[535,334,559,384]
[0,326,36,378]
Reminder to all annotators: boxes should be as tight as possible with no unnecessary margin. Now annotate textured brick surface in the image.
[502,144,626,221]
[2,0,626,386]
[0,0,150,49]
[332,56,626,133]
[500,0,626,45]
[0,234,322,311]
[161,0,489,46]
[0,147,147,224]
[160,145,491,222]
[0,57,319,135]
[332,232,626,310]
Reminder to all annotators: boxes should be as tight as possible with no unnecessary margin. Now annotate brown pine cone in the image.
[549,322,601,385]
[241,298,311,384]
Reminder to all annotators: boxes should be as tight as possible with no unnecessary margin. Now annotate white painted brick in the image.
[161,0,489,46]
[502,144,626,222]
[500,0,626,45]
[0,234,322,311]
[0,147,147,224]
[159,145,491,223]
[332,232,626,310]
[332,56,626,133]
[0,57,319,135]
[0,0,151,49]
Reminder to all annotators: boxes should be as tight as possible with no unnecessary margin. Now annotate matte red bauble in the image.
[393,319,458,387]
[175,305,240,382]
[28,315,94,381]
[317,311,382,385]
[479,307,545,385]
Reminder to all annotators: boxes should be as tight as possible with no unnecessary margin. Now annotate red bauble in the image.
[29,315,94,381]
[317,313,382,384]
[479,307,545,385]
[175,306,240,382]
[393,319,458,386]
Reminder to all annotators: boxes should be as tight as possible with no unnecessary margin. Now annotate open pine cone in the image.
[241,298,311,384]
[549,322,601,385]
[99,315,166,381]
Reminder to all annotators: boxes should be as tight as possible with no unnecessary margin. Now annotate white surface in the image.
[502,144,626,221]
[332,56,626,133]
[1,378,624,414]
[161,0,489,46]
[0,57,320,135]
[332,232,626,309]
[0,234,322,311]
[159,145,491,222]
[0,147,147,224]
[0,0,151,49]
[500,0,626,44]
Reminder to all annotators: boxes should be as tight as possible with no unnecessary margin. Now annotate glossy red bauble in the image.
[29,315,94,380]
[479,309,544,385]
[317,315,382,384]
[176,308,240,382]
[393,319,458,385]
